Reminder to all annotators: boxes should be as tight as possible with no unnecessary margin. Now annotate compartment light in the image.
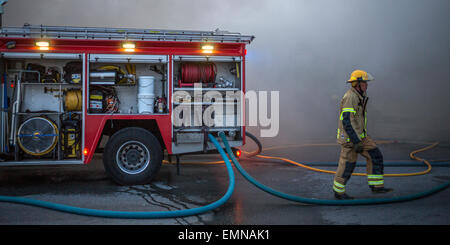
[122,42,135,49]
[201,44,214,54]
[122,42,135,50]
[35,41,50,50]
[36,41,49,47]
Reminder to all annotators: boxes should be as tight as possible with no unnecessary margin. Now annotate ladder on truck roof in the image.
[0,24,255,43]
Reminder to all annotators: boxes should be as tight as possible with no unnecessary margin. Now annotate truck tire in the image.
[103,127,162,185]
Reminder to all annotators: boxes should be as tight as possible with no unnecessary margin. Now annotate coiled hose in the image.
[220,132,449,205]
[181,62,217,85]
[0,134,234,219]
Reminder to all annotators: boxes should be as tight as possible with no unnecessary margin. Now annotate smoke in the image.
[4,0,450,145]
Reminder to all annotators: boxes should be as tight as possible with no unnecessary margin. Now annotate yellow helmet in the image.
[347,69,374,84]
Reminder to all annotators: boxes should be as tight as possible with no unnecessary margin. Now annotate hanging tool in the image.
[63,61,82,84]
[41,66,60,83]
[125,64,136,85]
[60,112,81,159]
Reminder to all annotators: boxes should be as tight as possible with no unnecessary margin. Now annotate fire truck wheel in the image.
[103,127,162,185]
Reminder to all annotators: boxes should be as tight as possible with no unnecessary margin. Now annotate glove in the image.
[353,142,364,153]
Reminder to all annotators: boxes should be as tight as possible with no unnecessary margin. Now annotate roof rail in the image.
[0,24,255,44]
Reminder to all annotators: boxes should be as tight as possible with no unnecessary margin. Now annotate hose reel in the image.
[17,117,59,156]
[44,87,82,112]
[64,89,82,111]
[180,62,217,87]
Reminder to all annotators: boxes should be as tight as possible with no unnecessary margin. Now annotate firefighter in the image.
[333,69,393,200]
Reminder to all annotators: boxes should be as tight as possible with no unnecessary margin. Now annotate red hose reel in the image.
[179,62,217,87]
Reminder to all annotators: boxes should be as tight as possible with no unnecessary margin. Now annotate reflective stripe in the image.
[368,180,384,186]
[368,175,384,186]
[368,175,383,179]
[340,108,356,120]
[333,185,345,193]
[334,181,345,188]
[338,107,366,141]
[333,181,346,193]
[342,108,356,113]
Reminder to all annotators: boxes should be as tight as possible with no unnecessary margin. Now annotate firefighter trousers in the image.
[333,136,385,195]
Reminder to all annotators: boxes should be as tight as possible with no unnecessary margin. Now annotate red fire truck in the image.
[0,24,254,185]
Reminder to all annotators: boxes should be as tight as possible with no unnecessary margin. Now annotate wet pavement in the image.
[0,142,449,225]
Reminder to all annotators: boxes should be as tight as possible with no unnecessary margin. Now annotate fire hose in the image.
[0,132,448,218]
[219,132,450,205]
[180,62,217,85]
[0,134,234,219]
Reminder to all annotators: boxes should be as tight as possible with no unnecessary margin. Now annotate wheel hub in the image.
[116,141,150,175]
[125,149,141,165]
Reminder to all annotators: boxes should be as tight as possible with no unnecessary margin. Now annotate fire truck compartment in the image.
[87,54,168,115]
[0,52,84,164]
[171,55,243,154]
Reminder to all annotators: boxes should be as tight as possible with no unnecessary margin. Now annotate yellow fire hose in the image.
[249,142,437,177]
[164,137,439,178]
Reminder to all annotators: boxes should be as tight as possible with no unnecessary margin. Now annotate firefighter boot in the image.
[334,191,354,200]
[370,186,393,194]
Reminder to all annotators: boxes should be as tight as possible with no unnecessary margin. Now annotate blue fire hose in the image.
[0,134,234,218]
[218,132,450,206]
[0,132,449,218]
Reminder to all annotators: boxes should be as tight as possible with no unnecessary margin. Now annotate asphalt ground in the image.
[0,142,449,225]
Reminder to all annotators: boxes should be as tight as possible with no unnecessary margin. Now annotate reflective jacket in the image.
[337,87,368,145]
